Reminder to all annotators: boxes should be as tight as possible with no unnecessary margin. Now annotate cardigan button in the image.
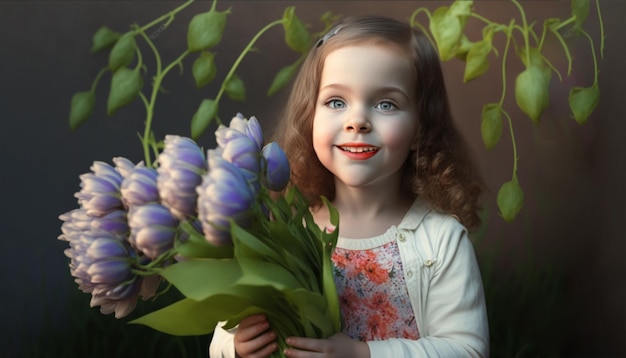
[425,260,434,267]
[397,233,406,242]
[406,270,413,278]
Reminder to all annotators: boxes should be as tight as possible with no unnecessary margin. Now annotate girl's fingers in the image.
[236,330,278,358]
[236,315,270,341]
[285,337,326,352]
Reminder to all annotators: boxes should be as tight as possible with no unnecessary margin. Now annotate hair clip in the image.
[315,25,342,48]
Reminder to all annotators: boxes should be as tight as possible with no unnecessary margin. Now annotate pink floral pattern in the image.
[332,240,419,341]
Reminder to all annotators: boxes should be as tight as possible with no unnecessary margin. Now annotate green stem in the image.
[499,22,514,106]
[90,67,108,93]
[409,9,435,49]
[213,18,285,124]
[512,0,531,67]
[139,0,195,33]
[538,19,549,51]
[549,26,573,76]
[503,109,519,179]
[553,16,576,31]
[469,12,494,26]
[595,0,605,58]
[581,29,599,86]
[143,50,190,167]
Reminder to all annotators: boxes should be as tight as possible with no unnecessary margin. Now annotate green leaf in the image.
[191,99,218,139]
[177,221,233,259]
[90,26,121,54]
[497,179,524,222]
[481,103,503,150]
[236,257,302,291]
[288,288,334,337]
[569,84,599,124]
[224,74,246,101]
[283,6,311,54]
[267,60,300,96]
[232,223,283,263]
[517,46,545,68]
[107,67,143,116]
[571,0,590,31]
[108,32,136,72]
[129,297,220,336]
[514,64,551,124]
[187,8,231,52]
[192,51,217,88]
[454,35,474,61]
[463,39,492,82]
[448,0,473,17]
[69,91,95,130]
[160,258,242,301]
[429,7,462,61]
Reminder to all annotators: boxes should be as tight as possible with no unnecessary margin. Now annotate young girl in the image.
[210,15,489,358]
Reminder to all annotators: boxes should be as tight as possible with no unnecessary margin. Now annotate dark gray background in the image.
[1,1,624,356]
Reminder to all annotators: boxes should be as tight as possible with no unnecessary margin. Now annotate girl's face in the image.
[312,44,418,191]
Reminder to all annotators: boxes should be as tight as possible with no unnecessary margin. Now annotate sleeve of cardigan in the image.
[367,218,489,357]
[209,321,237,358]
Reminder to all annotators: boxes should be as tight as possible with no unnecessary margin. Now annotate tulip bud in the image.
[261,142,290,191]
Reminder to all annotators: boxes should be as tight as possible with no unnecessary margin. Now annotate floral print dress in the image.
[332,230,420,342]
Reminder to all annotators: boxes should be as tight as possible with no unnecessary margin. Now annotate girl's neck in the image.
[313,179,415,239]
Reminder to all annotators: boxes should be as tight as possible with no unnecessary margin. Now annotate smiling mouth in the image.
[337,146,378,153]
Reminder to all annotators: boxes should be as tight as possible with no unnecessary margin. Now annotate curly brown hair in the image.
[272,16,484,231]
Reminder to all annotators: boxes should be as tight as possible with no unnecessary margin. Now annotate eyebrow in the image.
[319,83,411,101]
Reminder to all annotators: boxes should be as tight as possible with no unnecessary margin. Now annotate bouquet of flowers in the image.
[58,113,341,356]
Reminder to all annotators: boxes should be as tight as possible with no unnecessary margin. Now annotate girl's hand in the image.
[233,314,278,358]
[283,333,370,358]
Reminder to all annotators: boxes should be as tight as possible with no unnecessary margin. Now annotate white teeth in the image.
[339,146,377,153]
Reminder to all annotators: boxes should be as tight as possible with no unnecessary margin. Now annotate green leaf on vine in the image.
[454,35,474,61]
[69,91,95,130]
[283,6,311,54]
[225,74,246,101]
[108,32,136,72]
[571,0,590,31]
[481,103,503,150]
[90,26,121,54]
[464,39,492,82]
[187,8,231,52]
[515,64,551,124]
[107,68,143,115]
[497,179,524,222]
[192,51,217,88]
[569,84,599,124]
[191,99,218,139]
[429,1,472,61]
[430,7,461,61]
[267,60,300,96]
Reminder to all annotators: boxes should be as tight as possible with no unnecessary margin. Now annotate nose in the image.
[344,111,372,133]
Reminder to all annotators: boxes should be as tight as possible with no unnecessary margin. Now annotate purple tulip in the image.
[64,230,141,318]
[112,157,139,178]
[261,142,290,192]
[121,166,159,207]
[157,135,207,220]
[215,114,264,174]
[74,161,124,217]
[59,208,128,241]
[197,152,257,246]
[128,203,178,259]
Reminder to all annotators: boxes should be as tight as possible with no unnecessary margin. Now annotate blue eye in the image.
[327,99,346,109]
[375,101,396,111]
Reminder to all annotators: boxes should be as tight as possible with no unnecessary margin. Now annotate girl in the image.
[210,15,489,358]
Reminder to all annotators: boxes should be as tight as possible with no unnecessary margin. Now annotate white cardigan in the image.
[209,198,489,357]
